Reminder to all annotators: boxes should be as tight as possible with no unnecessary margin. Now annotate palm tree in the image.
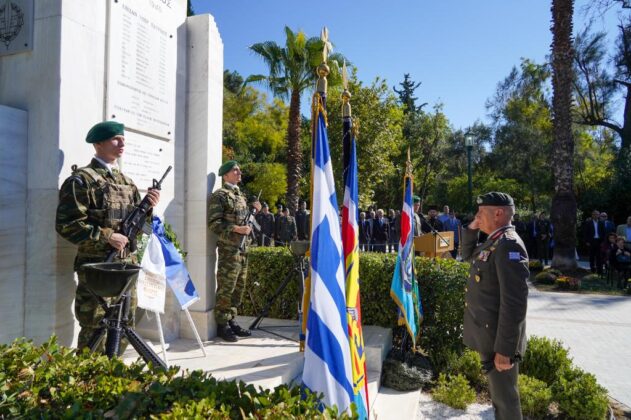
[247,27,345,213]
[550,0,578,270]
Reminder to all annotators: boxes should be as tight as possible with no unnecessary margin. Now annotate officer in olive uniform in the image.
[208,160,261,342]
[461,192,529,420]
[56,121,160,351]
[276,207,298,246]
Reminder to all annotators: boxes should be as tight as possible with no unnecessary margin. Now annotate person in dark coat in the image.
[358,211,370,251]
[583,210,606,274]
[295,201,310,241]
[371,209,389,253]
[420,205,444,233]
[535,212,552,266]
[461,192,529,420]
[255,202,275,246]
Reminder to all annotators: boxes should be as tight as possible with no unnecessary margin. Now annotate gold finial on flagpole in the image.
[406,147,413,175]
[342,60,352,118]
[316,27,330,95]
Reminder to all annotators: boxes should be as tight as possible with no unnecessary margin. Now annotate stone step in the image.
[123,315,393,404]
[371,387,421,420]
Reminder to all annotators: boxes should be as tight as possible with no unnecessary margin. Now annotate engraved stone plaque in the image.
[0,0,33,57]
[118,131,167,191]
[106,0,181,141]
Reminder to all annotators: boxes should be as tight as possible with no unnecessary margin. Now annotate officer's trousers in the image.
[481,354,522,420]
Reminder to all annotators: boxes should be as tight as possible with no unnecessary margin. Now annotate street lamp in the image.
[464,134,474,213]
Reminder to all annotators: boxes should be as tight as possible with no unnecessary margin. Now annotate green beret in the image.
[476,191,514,207]
[86,121,124,144]
[413,195,421,204]
[218,160,238,176]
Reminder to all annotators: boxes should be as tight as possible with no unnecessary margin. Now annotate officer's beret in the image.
[476,191,514,207]
[413,195,421,204]
[218,160,238,176]
[86,121,124,144]
[262,201,269,208]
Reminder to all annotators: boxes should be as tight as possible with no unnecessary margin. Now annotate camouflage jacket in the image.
[276,215,297,243]
[208,183,250,250]
[55,159,142,270]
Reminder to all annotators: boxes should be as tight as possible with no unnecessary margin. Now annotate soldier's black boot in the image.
[229,319,251,337]
[218,324,238,342]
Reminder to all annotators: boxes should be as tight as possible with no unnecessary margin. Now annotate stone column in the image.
[180,14,223,340]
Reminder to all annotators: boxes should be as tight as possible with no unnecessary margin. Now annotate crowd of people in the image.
[253,198,631,285]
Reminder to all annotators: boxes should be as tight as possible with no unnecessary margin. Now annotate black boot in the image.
[217,324,238,342]
[229,319,251,337]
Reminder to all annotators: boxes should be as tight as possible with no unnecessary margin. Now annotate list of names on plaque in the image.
[106,0,179,140]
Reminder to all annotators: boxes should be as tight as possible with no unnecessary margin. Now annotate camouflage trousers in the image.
[75,271,139,354]
[215,246,248,325]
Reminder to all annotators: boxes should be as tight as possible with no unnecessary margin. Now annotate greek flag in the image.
[302,95,354,413]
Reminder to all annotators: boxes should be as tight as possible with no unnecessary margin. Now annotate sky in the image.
[191,0,622,130]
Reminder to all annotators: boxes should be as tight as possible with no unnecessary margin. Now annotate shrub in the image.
[555,275,581,291]
[528,260,543,271]
[553,367,609,420]
[581,273,601,283]
[245,248,469,372]
[518,374,552,419]
[432,373,476,410]
[0,337,351,419]
[543,268,563,277]
[520,336,572,386]
[449,349,483,387]
[534,271,557,285]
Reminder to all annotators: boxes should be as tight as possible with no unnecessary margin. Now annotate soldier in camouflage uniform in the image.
[255,202,275,246]
[55,121,160,351]
[208,160,261,342]
[276,207,297,246]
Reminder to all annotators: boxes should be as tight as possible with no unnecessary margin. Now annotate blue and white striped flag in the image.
[302,95,354,413]
[151,217,199,310]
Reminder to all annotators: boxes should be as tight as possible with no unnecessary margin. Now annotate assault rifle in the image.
[105,166,172,263]
[238,190,262,253]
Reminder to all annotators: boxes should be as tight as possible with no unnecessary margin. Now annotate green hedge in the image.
[244,248,468,370]
[0,337,353,419]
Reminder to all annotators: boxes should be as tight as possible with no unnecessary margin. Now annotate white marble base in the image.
[180,309,217,341]
[0,105,27,344]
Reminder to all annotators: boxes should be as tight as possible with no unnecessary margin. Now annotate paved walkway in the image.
[526,283,631,408]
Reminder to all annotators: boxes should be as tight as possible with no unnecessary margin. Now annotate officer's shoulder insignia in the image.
[509,251,522,261]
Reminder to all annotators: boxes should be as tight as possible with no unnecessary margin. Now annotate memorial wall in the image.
[0,0,224,345]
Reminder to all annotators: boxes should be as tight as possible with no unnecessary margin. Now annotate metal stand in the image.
[248,255,307,342]
[86,280,167,370]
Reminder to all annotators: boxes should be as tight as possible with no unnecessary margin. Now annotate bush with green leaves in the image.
[521,336,572,386]
[518,374,552,419]
[432,373,476,410]
[528,260,543,271]
[0,337,353,419]
[448,349,483,387]
[534,270,557,284]
[553,367,609,420]
[245,248,468,371]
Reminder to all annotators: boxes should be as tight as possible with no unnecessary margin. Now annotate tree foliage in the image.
[326,75,404,209]
[247,27,346,212]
